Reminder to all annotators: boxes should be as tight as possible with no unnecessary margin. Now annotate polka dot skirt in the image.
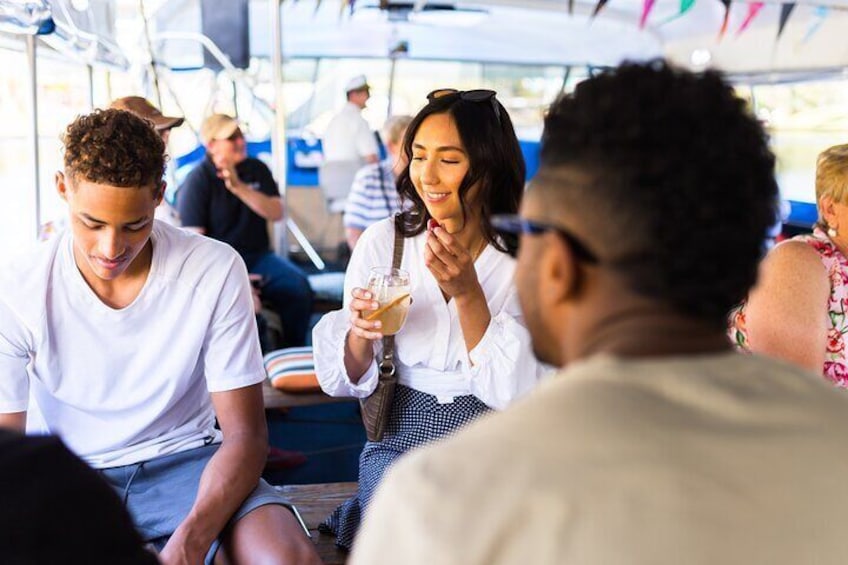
[319,384,490,550]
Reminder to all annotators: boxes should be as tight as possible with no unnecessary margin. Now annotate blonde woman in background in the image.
[730,144,848,385]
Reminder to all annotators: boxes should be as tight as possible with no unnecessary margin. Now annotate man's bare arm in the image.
[0,412,26,431]
[158,383,267,564]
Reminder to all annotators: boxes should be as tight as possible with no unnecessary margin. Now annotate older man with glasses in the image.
[177,113,313,348]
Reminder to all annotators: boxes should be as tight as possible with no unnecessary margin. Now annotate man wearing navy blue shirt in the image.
[178,114,313,347]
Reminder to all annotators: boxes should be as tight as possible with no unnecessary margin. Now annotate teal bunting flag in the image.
[800,6,828,44]
[656,0,696,26]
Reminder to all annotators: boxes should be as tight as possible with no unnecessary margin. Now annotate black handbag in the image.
[359,215,404,442]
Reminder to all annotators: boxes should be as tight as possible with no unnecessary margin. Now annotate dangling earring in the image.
[828,226,838,238]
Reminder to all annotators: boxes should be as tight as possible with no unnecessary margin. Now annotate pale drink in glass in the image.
[365,267,411,335]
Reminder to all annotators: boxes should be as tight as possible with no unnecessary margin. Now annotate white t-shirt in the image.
[0,221,265,468]
[321,102,379,163]
[312,218,545,409]
[352,353,848,565]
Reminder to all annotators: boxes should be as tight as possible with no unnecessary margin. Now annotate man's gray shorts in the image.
[100,443,297,564]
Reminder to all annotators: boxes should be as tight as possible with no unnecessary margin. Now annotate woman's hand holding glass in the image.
[348,287,386,342]
[348,267,412,341]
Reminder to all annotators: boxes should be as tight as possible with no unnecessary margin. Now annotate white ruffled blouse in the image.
[312,217,546,409]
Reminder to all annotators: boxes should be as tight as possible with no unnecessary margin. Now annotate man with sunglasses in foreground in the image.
[178,114,313,348]
[351,60,848,564]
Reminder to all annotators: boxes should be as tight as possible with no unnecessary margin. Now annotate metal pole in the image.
[306,58,320,125]
[270,0,288,256]
[269,0,325,270]
[560,65,571,94]
[87,64,95,109]
[106,70,113,102]
[26,35,41,240]
[387,56,396,119]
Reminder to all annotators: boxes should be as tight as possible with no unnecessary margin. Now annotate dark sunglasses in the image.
[491,214,598,263]
[427,88,501,126]
[225,129,244,142]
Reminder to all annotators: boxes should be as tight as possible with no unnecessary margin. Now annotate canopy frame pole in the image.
[26,35,41,239]
[270,0,325,269]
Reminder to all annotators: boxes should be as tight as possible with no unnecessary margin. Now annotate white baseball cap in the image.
[344,75,370,93]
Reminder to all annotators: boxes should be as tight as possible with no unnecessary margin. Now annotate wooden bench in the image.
[262,381,353,410]
[278,482,357,565]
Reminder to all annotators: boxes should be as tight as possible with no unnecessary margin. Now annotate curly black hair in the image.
[539,59,778,326]
[62,108,166,190]
[395,91,525,254]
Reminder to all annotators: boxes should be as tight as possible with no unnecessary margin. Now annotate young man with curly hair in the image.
[0,109,320,565]
[351,61,848,564]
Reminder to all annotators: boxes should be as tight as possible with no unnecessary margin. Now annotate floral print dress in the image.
[729,227,848,387]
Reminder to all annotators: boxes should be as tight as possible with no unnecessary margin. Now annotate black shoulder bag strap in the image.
[378,214,404,376]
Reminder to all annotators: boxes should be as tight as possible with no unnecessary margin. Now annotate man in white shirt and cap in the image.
[320,75,380,212]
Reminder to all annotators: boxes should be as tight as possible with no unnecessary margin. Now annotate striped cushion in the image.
[263,347,321,393]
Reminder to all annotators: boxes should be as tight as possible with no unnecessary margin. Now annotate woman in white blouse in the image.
[312,88,544,549]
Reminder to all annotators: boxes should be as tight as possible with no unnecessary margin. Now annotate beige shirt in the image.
[352,352,848,565]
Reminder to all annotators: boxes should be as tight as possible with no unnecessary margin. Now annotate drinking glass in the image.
[365,267,412,335]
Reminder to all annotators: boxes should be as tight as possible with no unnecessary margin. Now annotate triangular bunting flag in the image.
[736,2,764,37]
[717,0,731,39]
[800,6,828,44]
[656,0,696,26]
[591,0,610,19]
[777,3,796,40]
[640,0,657,28]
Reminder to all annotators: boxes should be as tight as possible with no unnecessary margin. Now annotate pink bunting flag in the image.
[736,2,764,36]
[640,0,657,28]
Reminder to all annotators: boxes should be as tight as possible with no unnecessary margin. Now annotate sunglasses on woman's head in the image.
[426,88,501,126]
